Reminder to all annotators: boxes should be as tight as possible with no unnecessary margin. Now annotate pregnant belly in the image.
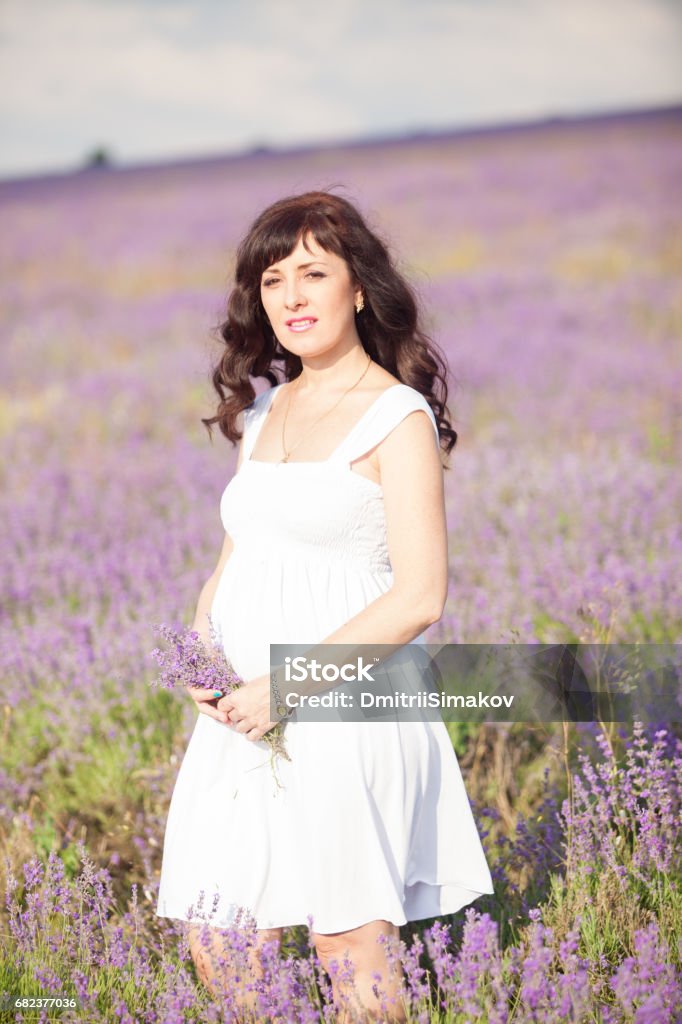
[209,549,393,682]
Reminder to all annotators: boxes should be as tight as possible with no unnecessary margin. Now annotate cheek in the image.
[260,292,278,322]
[326,284,355,316]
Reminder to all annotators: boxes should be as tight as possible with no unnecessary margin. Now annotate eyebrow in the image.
[262,260,328,275]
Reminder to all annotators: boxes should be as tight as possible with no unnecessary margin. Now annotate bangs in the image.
[240,207,347,284]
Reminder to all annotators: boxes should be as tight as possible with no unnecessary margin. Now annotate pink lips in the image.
[286,317,318,333]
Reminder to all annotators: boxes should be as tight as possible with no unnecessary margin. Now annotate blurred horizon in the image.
[1,101,680,189]
[2,0,681,181]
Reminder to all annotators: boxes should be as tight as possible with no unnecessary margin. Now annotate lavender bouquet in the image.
[150,619,290,775]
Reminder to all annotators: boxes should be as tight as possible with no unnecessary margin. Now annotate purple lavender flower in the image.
[150,621,243,695]
[610,920,682,1023]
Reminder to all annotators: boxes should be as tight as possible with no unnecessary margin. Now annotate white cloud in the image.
[0,0,680,177]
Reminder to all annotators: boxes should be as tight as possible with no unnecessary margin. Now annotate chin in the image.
[280,337,337,359]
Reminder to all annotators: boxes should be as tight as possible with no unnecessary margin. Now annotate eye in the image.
[306,271,325,280]
[262,277,279,287]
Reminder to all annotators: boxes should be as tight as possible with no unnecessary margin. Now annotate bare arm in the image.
[282,408,448,695]
[188,422,244,722]
[190,531,234,644]
[191,413,247,641]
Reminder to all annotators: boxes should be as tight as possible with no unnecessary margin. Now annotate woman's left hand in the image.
[216,674,279,742]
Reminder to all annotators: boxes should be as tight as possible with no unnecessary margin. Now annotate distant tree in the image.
[247,142,272,156]
[83,146,113,169]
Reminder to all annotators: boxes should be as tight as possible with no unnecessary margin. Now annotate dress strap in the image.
[242,386,281,460]
[329,384,440,466]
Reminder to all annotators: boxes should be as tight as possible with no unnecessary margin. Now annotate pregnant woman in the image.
[156,190,494,1021]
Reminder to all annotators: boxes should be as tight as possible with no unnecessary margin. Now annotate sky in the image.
[1,0,682,180]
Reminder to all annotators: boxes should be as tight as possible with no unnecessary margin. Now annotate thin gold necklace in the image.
[280,353,372,463]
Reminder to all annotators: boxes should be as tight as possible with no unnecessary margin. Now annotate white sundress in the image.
[156,382,494,934]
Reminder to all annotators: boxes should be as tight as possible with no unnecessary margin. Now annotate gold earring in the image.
[355,295,364,314]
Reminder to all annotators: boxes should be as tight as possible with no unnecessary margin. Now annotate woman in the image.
[156,191,494,1021]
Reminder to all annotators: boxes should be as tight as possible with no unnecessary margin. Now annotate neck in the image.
[295,343,369,395]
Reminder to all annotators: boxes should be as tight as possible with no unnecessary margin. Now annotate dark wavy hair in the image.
[202,190,457,458]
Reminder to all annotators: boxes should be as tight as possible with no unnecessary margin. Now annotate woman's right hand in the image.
[185,627,229,724]
[186,685,230,724]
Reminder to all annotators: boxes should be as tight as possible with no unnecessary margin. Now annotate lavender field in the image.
[1,108,681,1021]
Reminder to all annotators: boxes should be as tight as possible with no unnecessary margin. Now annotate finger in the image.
[246,728,263,742]
[216,695,235,713]
[197,702,229,724]
[187,686,224,703]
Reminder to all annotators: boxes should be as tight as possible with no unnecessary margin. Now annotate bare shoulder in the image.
[370,365,402,391]
[375,379,440,464]
[380,405,440,456]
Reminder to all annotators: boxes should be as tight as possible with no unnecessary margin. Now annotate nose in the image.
[283,277,306,309]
